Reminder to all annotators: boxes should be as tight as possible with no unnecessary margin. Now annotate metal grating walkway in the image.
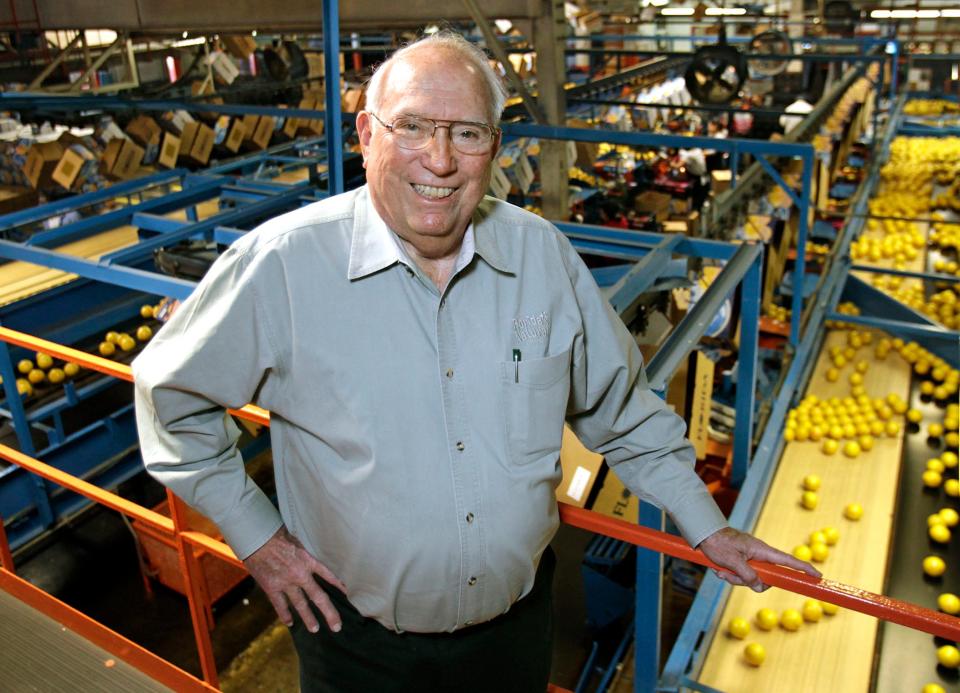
[0,588,172,692]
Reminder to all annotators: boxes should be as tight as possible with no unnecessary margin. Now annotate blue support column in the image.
[0,335,53,528]
[731,249,762,488]
[789,151,815,346]
[634,501,664,693]
[323,0,344,196]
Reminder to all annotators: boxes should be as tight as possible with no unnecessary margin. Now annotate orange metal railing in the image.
[1,325,958,693]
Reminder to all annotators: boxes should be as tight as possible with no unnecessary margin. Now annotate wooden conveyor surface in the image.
[697,328,913,692]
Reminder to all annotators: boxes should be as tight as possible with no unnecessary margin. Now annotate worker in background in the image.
[133,31,820,693]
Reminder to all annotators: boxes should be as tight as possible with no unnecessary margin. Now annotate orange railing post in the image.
[168,490,220,688]
[0,511,14,573]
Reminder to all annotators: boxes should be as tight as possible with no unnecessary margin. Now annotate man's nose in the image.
[422,126,456,174]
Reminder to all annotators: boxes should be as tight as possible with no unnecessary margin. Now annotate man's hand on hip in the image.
[698,526,821,592]
[243,526,347,633]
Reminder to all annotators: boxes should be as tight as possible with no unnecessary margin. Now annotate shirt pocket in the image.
[499,349,571,466]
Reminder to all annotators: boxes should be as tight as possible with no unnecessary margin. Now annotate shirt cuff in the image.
[667,490,729,548]
[216,488,285,560]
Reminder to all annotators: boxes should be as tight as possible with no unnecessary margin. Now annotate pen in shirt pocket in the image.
[513,349,521,383]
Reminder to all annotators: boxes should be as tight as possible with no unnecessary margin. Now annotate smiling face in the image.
[357,47,500,260]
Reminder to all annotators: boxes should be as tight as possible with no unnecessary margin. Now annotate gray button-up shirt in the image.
[133,186,726,633]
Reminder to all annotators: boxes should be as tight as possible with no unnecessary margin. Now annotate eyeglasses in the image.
[368,112,499,155]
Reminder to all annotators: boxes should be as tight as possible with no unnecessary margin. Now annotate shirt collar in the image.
[348,187,515,280]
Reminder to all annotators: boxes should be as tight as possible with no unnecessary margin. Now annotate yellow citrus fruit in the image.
[35,352,53,369]
[16,359,33,374]
[922,684,946,693]
[930,524,951,544]
[802,599,823,622]
[819,600,839,615]
[930,513,947,527]
[858,435,874,451]
[780,609,803,631]
[99,341,116,357]
[27,368,45,384]
[938,593,960,615]
[942,452,959,468]
[810,542,829,562]
[844,503,864,521]
[822,526,840,545]
[947,479,960,497]
[793,545,813,561]
[924,555,947,577]
[810,530,827,545]
[947,432,960,448]
[940,508,959,527]
[928,458,946,473]
[743,642,765,666]
[47,368,65,384]
[826,368,840,382]
[118,335,136,352]
[937,645,960,668]
[801,491,818,510]
[755,608,778,631]
[63,362,79,377]
[136,325,153,342]
[15,378,32,396]
[105,331,120,344]
[885,420,900,437]
[803,475,821,492]
[907,408,923,423]
[728,617,750,639]
[140,304,155,318]
[930,423,945,438]
[923,470,943,488]
[822,439,840,455]
[843,441,862,458]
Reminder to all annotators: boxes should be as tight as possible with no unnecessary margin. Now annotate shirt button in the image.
[466,512,474,523]
[456,441,465,451]
[467,576,477,586]
[446,368,454,379]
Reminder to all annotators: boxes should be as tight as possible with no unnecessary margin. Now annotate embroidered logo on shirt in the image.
[513,311,550,342]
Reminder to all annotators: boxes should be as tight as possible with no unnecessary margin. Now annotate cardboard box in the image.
[247,115,274,150]
[52,145,96,189]
[111,139,144,179]
[22,141,64,189]
[240,113,260,139]
[556,426,604,508]
[305,52,344,78]
[157,132,180,169]
[223,119,246,153]
[125,115,162,146]
[341,88,365,113]
[590,470,638,523]
[297,97,324,136]
[711,169,731,195]
[222,35,257,60]
[159,109,195,134]
[208,51,239,85]
[178,122,214,165]
[0,185,37,215]
[634,190,673,222]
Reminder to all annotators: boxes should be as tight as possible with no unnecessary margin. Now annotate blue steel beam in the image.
[732,251,762,488]
[606,235,682,319]
[24,179,224,248]
[0,169,184,232]
[0,240,197,299]
[647,243,763,392]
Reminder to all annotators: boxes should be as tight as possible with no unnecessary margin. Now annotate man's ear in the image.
[356,111,372,167]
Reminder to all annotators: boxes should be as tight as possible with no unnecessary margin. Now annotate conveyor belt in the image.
[0,587,171,692]
[697,328,913,692]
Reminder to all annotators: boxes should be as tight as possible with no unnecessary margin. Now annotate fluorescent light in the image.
[172,37,206,47]
[916,10,940,18]
[942,9,960,17]
[649,0,670,7]
[870,10,890,18]
[705,7,747,15]
[661,7,694,15]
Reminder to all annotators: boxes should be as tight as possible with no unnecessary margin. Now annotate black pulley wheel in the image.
[824,0,857,35]
[748,30,792,78]
[685,44,747,105]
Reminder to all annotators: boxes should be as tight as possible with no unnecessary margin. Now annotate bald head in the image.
[365,31,507,125]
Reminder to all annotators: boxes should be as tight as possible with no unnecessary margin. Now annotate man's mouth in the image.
[412,183,457,199]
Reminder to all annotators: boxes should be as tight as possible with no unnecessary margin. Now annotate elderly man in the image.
[133,31,817,693]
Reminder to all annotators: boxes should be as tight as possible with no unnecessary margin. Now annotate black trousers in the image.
[290,548,556,693]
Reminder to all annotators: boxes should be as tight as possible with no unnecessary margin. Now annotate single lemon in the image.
[743,642,766,666]
[755,608,778,631]
[844,503,864,521]
[780,609,802,631]
[924,555,947,577]
[728,617,750,639]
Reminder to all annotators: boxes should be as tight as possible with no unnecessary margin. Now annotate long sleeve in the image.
[559,234,727,547]
[132,242,285,559]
